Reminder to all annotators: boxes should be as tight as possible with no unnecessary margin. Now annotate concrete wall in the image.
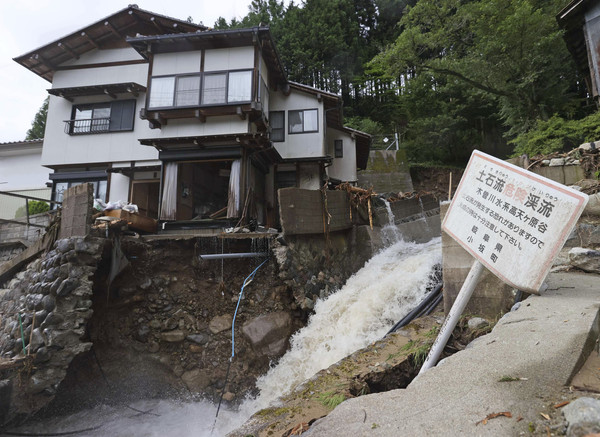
[278,188,352,235]
[441,202,515,319]
[530,165,585,186]
[0,212,53,244]
[357,150,413,193]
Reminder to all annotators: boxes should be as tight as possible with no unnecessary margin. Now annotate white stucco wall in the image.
[0,145,48,190]
[153,51,202,76]
[52,48,148,88]
[326,129,357,182]
[108,172,130,203]
[270,89,325,159]
[42,93,159,167]
[204,47,254,71]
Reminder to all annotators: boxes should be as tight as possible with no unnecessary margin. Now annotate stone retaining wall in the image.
[0,236,104,424]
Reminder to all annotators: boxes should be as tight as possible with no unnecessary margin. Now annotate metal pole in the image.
[419,260,485,374]
[199,252,268,260]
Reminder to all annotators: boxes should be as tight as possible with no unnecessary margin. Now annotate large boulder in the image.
[242,312,293,356]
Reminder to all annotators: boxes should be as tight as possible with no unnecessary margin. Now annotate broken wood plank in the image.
[209,206,227,219]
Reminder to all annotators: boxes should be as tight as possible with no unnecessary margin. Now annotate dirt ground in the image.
[410,166,465,201]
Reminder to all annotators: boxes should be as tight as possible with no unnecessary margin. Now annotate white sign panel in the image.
[443,150,589,293]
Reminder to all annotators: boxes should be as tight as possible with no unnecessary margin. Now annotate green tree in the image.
[25,97,48,140]
[372,0,580,137]
[14,200,50,219]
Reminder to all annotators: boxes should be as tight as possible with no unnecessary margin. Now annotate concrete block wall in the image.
[357,150,414,193]
[0,213,53,244]
[59,183,93,239]
[278,188,352,235]
[441,202,516,319]
[530,165,585,186]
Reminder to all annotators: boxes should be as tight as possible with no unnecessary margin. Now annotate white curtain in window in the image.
[176,76,201,107]
[227,159,241,218]
[149,77,175,108]
[160,163,178,220]
[304,109,318,131]
[228,71,252,102]
[203,74,227,105]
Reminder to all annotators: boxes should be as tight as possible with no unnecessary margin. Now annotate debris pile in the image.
[526,141,600,177]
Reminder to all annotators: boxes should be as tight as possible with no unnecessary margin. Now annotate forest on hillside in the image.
[214,0,598,166]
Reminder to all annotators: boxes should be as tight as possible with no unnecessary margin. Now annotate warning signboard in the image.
[443,150,589,293]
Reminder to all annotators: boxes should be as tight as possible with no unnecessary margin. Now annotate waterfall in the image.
[381,199,402,245]
[242,237,441,415]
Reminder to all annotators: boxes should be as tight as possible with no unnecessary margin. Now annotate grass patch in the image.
[317,391,346,409]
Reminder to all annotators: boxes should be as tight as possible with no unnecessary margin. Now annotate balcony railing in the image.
[64,117,110,135]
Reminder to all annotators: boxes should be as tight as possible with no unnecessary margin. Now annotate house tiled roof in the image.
[13,6,205,82]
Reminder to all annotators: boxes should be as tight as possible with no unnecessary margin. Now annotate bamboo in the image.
[448,172,453,200]
[368,198,373,230]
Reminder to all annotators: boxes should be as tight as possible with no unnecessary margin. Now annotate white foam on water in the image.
[244,237,441,414]
[381,199,402,245]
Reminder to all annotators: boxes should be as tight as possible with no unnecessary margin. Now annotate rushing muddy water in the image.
[6,237,441,436]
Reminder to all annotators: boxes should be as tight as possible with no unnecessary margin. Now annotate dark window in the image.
[334,139,343,158]
[276,171,296,189]
[53,179,107,205]
[66,100,135,135]
[289,109,318,134]
[270,111,285,142]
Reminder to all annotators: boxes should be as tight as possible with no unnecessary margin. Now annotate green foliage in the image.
[510,112,600,157]
[213,0,588,166]
[25,97,48,140]
[368,0,585,163]
[316,391,346,409]
[14,200,50,219]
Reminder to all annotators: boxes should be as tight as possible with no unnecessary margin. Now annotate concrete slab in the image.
[305,271,600,436]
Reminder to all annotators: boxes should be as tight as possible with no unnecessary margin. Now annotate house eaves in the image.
[288,81,345,132]
[0,139,43,157]
[13,6,205,83]
[557,0,594,95]
[126,27,288,91]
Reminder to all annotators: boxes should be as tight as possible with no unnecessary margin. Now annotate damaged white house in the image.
[14,6,370,228]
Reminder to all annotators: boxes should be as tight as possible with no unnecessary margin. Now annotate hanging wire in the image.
[211,257,269,434]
